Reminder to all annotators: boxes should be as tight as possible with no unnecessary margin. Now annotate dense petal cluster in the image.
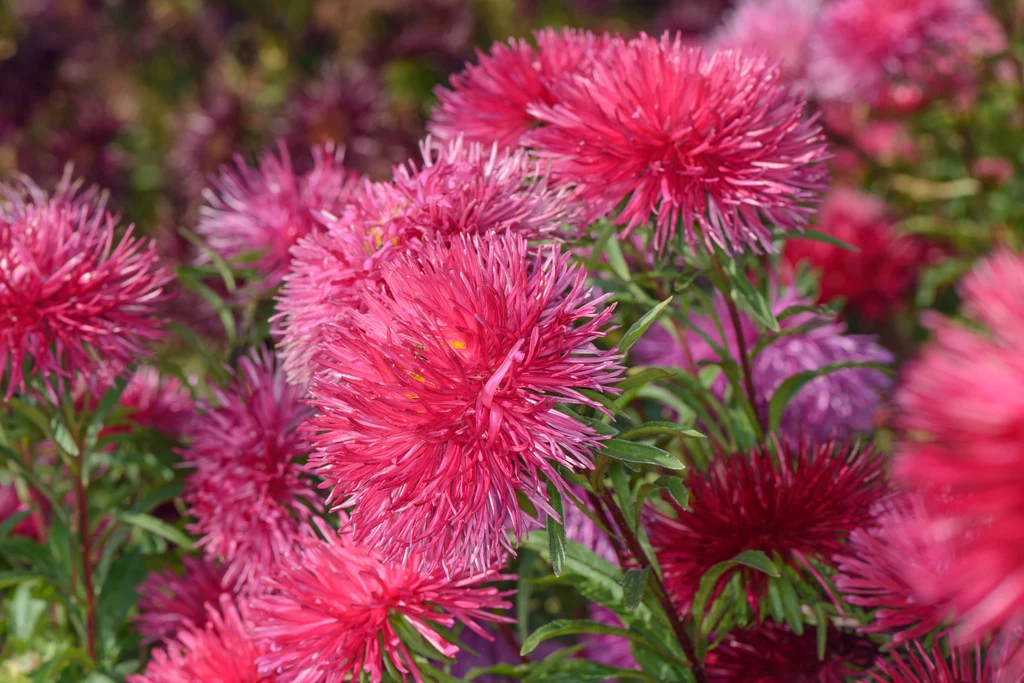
[273,138,582,383]
[129,596,264,683]
[0,174,171,399]
[808,0,1005,105]
[182,349,320,586]
[895,252,1024,639]
[249,519,512,683]
[198,142,360,289]
[704,621,877,682]
[119,367,194,439]
[136,557,231,644]
[429,28,609,148]
[526,33,829,254]
[834,495,953,642]
[650,441,886,611]
[308,233,621,572]
[783,189,932,321]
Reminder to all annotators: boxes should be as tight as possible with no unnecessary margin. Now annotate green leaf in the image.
[790,229,860,252]
[0,569,44,589]
[114,512,194,550]
[521,619,642,656]
[767,361,893,433]
[556,405,619,436]
[604,233,632,282]
[619,421,705,440]
[601,439,683,470]
[813,603,828,661]
[654,476,690,510]
[778,574,805,635]
[526,658,656,683]
[85,377,129,451]
[546,482,566,578]
[610,462,636,532]
[721,258,779,332]
[692,551,780,659]
[730,550,780,577]
[97,548,146,657]
[620,568,650,612]
[0,509,32,540]
[7,581,47,642]
[619,297,673,353]
[617,367,674,392]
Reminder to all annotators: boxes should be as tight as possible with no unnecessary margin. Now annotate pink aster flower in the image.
[960,250,1024,344]
[136,557,232,644]
[834,495,954,643]
[129,595,264,683]
[249,518,513,683]
[649,440,886,612]
[526,33,829,254]
[197,141,360,291]
[865,637,1024,682]
[182,349,321,586]
[705,621,877,682]
[273,138,581,384]
[119,367,194,439]
[429,28,609,148]
[308,233,622,572]
[808,0,1006,106]
[710,0,822,88]
[0,173,172,400]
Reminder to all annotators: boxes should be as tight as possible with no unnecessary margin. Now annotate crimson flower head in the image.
[705,621,877,682]
[0,173,172,399]
[136,557,231,644]
[429,28,609,148]
[808,0,1005,105]
[129,595,264,683]
[783,189,932,321]
[249,519,513,683]
[308,232,622,572]
[198,142,360,291]
[526,33,829,254]
[834,495,953,643]
[649,440,886,612]
[182,349,321,586]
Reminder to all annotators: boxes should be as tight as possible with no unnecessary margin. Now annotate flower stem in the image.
[71,434,97,662]
[596,490,708,683]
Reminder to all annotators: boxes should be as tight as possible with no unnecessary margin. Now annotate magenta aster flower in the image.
[197,141,360,290]
[182,349,321,586]
[808,0,1005,105]
[308,233,622,572]
[171,92,250,203]
[129,595,263,683]
[136,557,231,644]
[249,518,513,683]
[865,637,1024,682]
[0,174,172,400]
[526,33,829,254]
[704,621,877,682]
[710,0,822,88]
[960,251,1024,345]
[650,440,886,612]
[119,367,194,439]
[834,495,953,643]
[429,28,609,148]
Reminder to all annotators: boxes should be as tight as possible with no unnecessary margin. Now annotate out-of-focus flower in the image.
[704,621,877,682]
[650,441,886,612]
[136,557,231,645]
[249,518,513,683]
[171,92,250,202]
[710,0,822,88]
[972,157,1015,188]
[654,0,737,38]
[430,28,609,148]
[197,142,360,291]
[960,250,1024,343]
[854,121,918,166]
[526,33,829,255]
[0,482,41,540]
[808,0,1006,106]
[584,605,638,672]
[117,367,194,439]
[182,349,320,586]
[865,638,1019,682]
[307,233,621,572]
[783,189,930,321]
[895,253,1024,639]
[564,492,619,565]
[0,173,171,400]
[834,495,953,642]
[273,138,583,384]
[128,595,263,683]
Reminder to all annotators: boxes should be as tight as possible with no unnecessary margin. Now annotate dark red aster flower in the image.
[0,173,172,400]
[783,188,932,321]
[650,440,886,612]
[430,28,609,148]
[136,557,232,644]
[307,232,622,572]
[705,621,877,682]
[526,33,829,254]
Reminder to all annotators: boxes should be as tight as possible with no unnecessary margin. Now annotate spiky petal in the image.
[526,33,829,254]
[650,441,886,612]
[249,519,513,683]
[136,557,232,644]
[865,636,1024,682]
[308,233,622,572]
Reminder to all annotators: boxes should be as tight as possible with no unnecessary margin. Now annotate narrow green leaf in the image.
[601,439,683,470]
[620,568,650,612]
[0,569,43,589]
[619,297,673,353]
[546,482,566,578]
[768,361,893,433]
[114,512,194,550]
[85,376,129,451]
[610,462,636,533]
[97,548,146,657]
[619,421,704,440]
[731,550,780,577]
[604,234,632,282]
[526,658,657,683]
[813,603,828,661]
[778,575,805,635]
[721,259,779,332]
[556,405,619,436]
[791,229,860,252]
[654,476,690,510]
[617,367,673,392]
